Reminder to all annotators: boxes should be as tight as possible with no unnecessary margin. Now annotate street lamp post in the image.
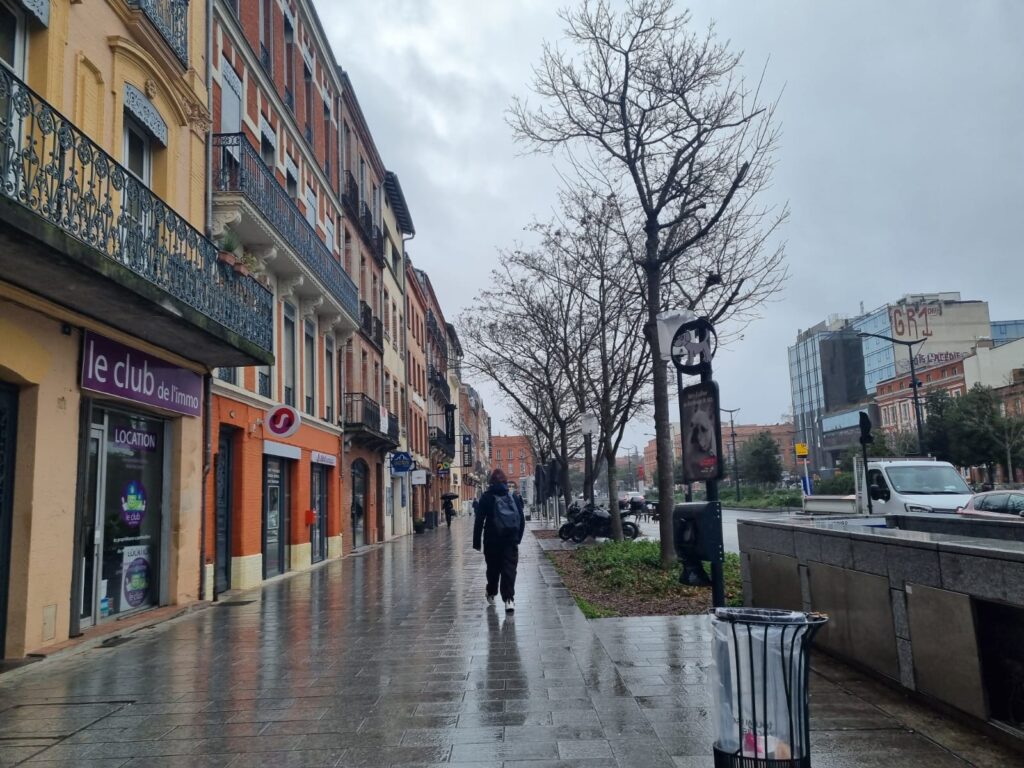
[721,408,741,502]
[581,412,598,504]
[857,332,927,454]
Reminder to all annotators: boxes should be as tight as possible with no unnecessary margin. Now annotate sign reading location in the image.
[795,442,809,458]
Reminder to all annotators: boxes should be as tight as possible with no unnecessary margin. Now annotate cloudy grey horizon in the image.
[315,0,1024,444]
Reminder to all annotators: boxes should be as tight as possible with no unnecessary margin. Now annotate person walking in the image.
[473,468,525,612]
[443,497,455,528]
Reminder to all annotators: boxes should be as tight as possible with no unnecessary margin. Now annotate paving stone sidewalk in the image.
[0,519,1018,767]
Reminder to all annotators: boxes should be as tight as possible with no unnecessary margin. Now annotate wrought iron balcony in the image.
[260,44,272,74]
[0,68,273,365]
[429,426,456,459]
[428,364,452,403]
[127,0,188,67]
[372,224,384,263]
[359,301,383,350]
[388,413,400,443]
[343,393,399,449]
[213,134,358,321]
[343,171,359,213]
[359,201,373,239]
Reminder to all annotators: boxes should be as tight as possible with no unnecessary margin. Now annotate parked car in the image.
[958,490,1024,517]
[866,459,973,514]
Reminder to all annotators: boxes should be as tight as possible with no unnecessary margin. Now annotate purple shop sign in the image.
[81,331,202,417]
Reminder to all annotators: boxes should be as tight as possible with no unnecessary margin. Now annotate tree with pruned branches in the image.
[510,0,787,566]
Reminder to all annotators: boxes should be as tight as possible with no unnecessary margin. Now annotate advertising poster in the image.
[680,381,723,483]
[121,544,151,609]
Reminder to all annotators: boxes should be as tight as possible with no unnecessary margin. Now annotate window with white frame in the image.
[283,303,297,406]
[304,319,316,416]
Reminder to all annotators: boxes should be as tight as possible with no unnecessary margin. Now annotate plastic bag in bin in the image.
[710,607,827,762]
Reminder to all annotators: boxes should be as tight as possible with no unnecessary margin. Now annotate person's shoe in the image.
[486,594,495,606]
[504,599,515,613]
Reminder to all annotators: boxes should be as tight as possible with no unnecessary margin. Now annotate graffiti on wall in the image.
[889,302,940,340]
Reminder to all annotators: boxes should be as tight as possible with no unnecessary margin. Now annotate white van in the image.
[865,458,973,515]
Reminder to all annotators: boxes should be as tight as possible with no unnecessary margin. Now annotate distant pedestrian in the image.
[443,497,455,528]
[473,468,525,612]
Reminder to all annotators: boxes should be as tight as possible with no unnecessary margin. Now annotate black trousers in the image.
[484,540,519,601]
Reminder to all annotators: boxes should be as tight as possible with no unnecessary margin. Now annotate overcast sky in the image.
[316,0,1024,444]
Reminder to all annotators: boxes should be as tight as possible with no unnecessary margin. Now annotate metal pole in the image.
[862,441,873,515]
[907,344,925,455]
[701,367,725,609]
[584,432,594,504]
[731,414,739,502]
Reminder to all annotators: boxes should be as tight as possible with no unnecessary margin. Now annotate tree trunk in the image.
[559,424,573,510]
[605,444,624,541]
[644,229,676,568]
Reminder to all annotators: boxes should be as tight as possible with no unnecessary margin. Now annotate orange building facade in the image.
[490,436,537,488]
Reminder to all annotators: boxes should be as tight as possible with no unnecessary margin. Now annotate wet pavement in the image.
[0,517,1018,767]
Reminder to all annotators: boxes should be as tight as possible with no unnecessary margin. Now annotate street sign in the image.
[795,442,809,458]
[670,317,717,375]
[436,461,450,477]
[390,452,414,473]
[679,381,723,482]
[411,469,427,486]
[266,404,301,439]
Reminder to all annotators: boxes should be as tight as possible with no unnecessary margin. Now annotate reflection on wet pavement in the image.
[0,519,1002,767]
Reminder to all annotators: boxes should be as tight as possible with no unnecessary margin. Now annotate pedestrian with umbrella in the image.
[442,492,458,528]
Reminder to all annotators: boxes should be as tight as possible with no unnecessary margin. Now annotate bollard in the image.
[709,608,828,767]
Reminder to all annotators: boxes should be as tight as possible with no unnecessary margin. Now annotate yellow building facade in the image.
[0,0,272,658]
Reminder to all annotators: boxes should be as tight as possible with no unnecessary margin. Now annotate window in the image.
[323,101,331,178]
[286,169,297,200]
[325,217,335,254]
[383,291,390,338]
[304,319,316,416]
[304,187,316,228]
[520,462,525,474]
[123,115,152,252]
[283,303,296,406]
[324,336,335,422]
[260,132,275,167]
[359,157,366,197]
[259,0,273,65]
[519,448,525,459]
[283,19,295,109]
[507,449,512,461]
[123,116,151,186]
[303,64,313,139]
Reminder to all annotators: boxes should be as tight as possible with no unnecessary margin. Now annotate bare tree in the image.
[459,267,581,508]
[510,0,787,566]
[520,189,653,539]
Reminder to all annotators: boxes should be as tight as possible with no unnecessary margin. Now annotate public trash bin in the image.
[709,607,827,768]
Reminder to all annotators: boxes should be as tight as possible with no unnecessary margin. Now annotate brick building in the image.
[491,436,537,487]
[874,361,966,436]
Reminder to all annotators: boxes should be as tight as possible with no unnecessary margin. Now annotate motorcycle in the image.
[569,504,640,543]
[558,501,587,540]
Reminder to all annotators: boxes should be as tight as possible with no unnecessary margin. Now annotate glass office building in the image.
[993,319,1024,347]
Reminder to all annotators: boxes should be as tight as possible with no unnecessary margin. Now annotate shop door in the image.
[0,383,18,658]
[351,460,367,548]
[214,429,234,594]
[310,464,327,563]
[81,410,165,624]
[263,457,288,578]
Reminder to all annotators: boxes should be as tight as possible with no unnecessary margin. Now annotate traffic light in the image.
[859,411,873,446]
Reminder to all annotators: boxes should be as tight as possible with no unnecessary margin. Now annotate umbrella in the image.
[441,492,459,500]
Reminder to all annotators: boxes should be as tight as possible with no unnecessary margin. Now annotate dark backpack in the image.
[492,493,519,537]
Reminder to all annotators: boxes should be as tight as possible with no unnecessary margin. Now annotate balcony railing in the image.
[429,426,456,459]
[372,224,384,263]
[358,201,373,239]
[213,134,358,321]
[259,43,272,73]
[343,393,398,446]
[428,364,452,403]
[127,0,188,67]
[342,171,359,213]
[359,301,383,350]
[0,69,272,355]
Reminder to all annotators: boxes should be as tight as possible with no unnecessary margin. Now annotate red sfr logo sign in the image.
[266,404,301,438]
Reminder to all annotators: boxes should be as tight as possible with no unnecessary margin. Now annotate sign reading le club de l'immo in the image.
[81,331,203,417]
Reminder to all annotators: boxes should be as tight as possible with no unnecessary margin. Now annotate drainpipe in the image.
[198,0,215,604]
[200,373,212,601]
[402,233,414,528]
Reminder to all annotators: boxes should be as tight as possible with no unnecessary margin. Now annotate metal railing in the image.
[212,134,358,321]
[428,364,452,403]
[259,44,272,73]
[0,69,272,354]
[127,0,188,66]
[372,317,384,349]
[342,171,359,213]
[372,224,384,263]
[429,426,456,458]
[359,301,384,350]
[343,393,398,446]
